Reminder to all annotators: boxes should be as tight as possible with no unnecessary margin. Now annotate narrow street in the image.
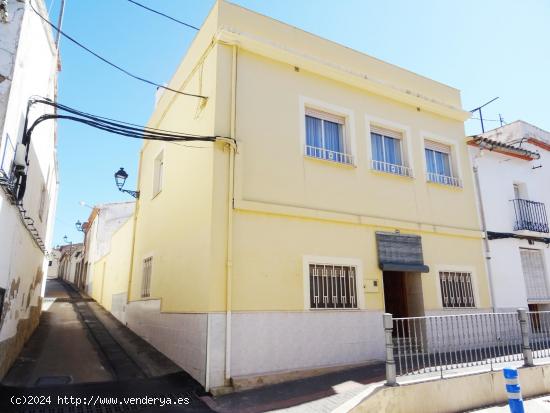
[0,278,213,412]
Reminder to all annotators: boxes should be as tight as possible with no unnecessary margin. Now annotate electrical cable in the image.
[29,1,207,100]
[126,0,200,31]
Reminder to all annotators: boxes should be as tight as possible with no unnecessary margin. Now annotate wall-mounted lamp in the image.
[114,167,139,199]
[75,220,85,232]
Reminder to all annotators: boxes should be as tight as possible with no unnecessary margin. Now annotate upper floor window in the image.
[370,126,412,177]
[305,108,353,165]
[425,140,461,187]
[152,151,164,197]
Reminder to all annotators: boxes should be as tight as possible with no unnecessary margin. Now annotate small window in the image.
[309,264,358,309]
[152,151,164,197]
[425,141,461,187]
[141,257,153,298]
[370,126,411,177]
[439,271,475,308]
[305,108,352,165]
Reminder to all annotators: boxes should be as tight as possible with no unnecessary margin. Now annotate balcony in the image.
[511,198,549,233]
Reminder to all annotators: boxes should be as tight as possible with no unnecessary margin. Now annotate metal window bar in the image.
[440,272,475,309]
[305,145,354,165]
[511,199,549,233]
[371,159,413,177]
[390,312,524,379]
[141,257,152,298]
[426,171,461,187]
[309,264,357,309]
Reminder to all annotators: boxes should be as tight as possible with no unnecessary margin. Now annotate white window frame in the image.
[366,116,414,178]
[152,149,164,198]
[434,265,479,310]
[302,255,364,310]
[299,96,356,166]
[421,132,463,188]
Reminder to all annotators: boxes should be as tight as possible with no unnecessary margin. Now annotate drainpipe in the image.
[224,44,237,385]
[473,154,496,311]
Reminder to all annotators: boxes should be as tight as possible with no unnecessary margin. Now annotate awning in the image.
[376,232,430,273]
[380,263,430,273]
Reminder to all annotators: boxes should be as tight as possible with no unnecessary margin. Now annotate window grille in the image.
[439,271,475,308]
[141,257,153,298]
[309,264,357,309]
[520,248,550,301]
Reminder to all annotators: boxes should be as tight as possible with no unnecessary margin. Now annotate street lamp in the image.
[75,220,85,232]
[114,167,139,199]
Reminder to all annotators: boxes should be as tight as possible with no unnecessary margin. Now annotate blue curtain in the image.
[306,115,322,149]
[371,133,384,162]
[323,120,342,153]
[384,136,402,165]
[425,149,437,174]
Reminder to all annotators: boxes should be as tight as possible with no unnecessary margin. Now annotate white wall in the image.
[471,121,550,310]
[0,0,59,354]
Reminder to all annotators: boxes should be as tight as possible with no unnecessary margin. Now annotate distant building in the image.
[121,0,491,391]
[46,248,61,279]
[58,244,84,286]
[79,202,134,309]
[0,0,59,377]
[468,121,550,311]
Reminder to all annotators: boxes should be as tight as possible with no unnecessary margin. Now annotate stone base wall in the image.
[0,299,41,378]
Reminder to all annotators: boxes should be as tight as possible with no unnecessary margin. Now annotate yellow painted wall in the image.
[128,0,490,314]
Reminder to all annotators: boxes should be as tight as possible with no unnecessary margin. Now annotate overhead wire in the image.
[125,0,200,30]
[28,1,207,100]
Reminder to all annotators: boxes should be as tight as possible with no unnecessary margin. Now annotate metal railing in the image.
[371,159,413,177]
[426,172,461,187]
[305,145,354,165]
[511,198,549,233]
[384,309,538,385]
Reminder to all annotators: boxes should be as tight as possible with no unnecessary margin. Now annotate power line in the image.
[29,1,207,100]
[126,0,200,30]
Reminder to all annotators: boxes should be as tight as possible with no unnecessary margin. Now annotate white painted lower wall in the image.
[126,301,385,390]
[110,292,127,325]
[230,310,385,377]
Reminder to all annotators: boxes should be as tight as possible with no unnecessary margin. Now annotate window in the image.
[152,151,164,197]
[305,108,352,165]
[38,185,47,222]
[425,141,461,187]
[370,126,411,177]
[439,271,475,308]
[141,257,153,298]
[309,264,358,309]
[520,248,549,301]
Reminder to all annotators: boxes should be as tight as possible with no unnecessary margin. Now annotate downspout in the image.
[125,149,144,314]
[473,155,496,311]
[224,44,237,385]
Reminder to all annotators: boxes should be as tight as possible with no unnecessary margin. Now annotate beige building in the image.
[113,0,492,391]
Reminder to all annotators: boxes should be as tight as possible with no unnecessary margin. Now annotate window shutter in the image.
[305,108,345,125]
[425,140,451,154]
[370,125,402,140]
[520,249,549,300]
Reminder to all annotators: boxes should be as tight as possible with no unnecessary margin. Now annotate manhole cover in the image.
[35,375,73,386]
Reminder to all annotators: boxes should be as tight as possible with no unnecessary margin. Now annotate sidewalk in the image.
[204,363,386,413]
[470,395,550,412]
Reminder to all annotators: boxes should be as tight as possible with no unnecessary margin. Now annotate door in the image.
[383,271,409,318]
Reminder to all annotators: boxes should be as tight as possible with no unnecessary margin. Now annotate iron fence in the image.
[384,309,539,385]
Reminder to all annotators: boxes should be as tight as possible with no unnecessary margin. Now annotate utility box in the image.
[365,279,379,293]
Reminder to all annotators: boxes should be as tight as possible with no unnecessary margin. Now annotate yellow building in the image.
[125,0,491,391]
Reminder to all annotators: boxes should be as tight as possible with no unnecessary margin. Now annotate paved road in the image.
[0,279,213,413]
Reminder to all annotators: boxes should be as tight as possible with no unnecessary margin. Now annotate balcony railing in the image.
[371,160,413,177]
[305,145,354,165]
[511,198,549,233]
[426,172,461,188]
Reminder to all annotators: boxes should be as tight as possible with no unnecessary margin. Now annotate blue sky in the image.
[47,0,550,247]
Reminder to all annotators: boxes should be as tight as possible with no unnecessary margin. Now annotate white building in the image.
[80,202,134,294]
[0,0,59,376]
[58,244,84,285]
[469,121,550,311]
[46,248,61,279]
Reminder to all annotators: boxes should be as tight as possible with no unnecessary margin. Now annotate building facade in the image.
[58,243,84,285]
[469,121,550,312]
[120,0,491,391]
[0,0,59,377]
